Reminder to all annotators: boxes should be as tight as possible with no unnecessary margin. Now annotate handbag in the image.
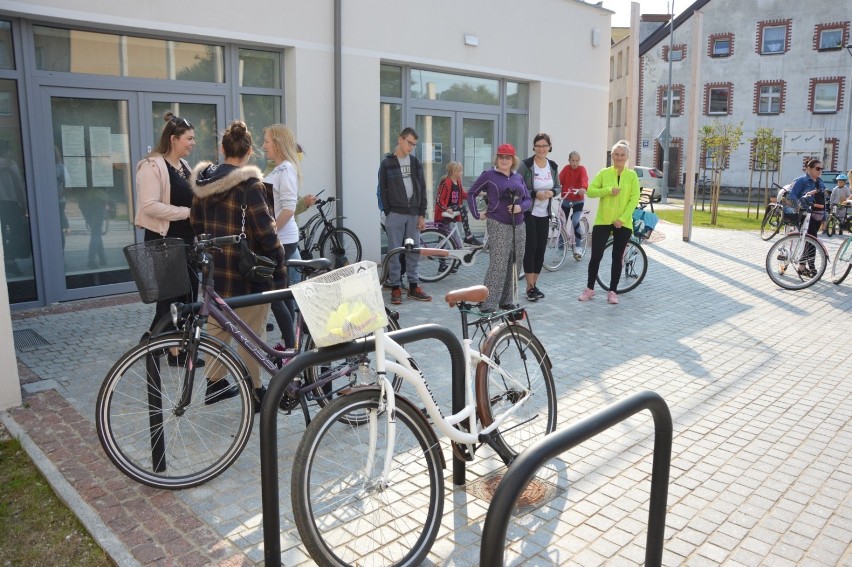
[238,183,276,283]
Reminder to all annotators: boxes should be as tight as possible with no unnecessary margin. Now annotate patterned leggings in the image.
[482,218,526,309]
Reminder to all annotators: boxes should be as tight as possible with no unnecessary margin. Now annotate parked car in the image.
[633,166,663,201]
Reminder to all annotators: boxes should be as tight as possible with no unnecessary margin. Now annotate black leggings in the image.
[523,214,549,274]
[587,224,633,290]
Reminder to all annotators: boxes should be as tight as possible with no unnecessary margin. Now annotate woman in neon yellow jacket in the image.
[578,140,640,305]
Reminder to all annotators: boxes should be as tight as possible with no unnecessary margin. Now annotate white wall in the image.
[0,239,22,410]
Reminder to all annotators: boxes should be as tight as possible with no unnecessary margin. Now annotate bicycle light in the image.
[170,302,183,328]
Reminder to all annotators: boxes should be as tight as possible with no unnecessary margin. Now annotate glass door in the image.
[143,95,225,168]
[458,113,497,233]
[413,111,454,219]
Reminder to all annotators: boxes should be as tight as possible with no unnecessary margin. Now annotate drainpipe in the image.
[334,0,343,213]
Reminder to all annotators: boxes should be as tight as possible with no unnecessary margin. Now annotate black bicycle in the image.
[298,191,362,268]
[96,236,399,489]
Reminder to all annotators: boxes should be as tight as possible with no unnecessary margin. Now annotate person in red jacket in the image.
[433,161,481,246]
[558,151,589,259]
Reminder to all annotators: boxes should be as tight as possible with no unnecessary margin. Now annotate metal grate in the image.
[467,471,564,517]
[13,329,50,352]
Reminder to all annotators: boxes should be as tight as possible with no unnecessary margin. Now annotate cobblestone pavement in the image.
[4,220,852,566]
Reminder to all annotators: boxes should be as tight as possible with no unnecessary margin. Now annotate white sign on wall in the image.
[782,129,824,154]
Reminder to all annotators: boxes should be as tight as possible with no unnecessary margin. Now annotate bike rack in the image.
[480,390,672,567]
[259,323,467,566]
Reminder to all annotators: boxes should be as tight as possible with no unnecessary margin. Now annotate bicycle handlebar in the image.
[196,234,241,249]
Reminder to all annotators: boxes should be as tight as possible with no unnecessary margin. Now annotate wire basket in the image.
[123,238,191,304]
[290,261,387,347]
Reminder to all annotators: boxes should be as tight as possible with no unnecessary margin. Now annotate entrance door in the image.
[414,111,453,219]
[142,94,225,168]
[458,113,497,187]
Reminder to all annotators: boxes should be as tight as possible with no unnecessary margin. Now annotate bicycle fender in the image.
[345,385,446,470]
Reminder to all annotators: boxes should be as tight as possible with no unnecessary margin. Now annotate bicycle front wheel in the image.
[542,220,568,272]
[96,333,254,489]
[765,234,827,290]
[596,239,648,293]
[319,227,362,268]
[291,389,444,567]
[476,324,556,460]
[760,206,782,240]
[418,227,459,282]
[830,236,852,284]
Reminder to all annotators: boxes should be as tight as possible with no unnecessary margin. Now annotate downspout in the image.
[334,0,343,216]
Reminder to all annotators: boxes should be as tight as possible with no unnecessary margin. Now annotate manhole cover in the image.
[467,471,563,516]
[13,329,50,352]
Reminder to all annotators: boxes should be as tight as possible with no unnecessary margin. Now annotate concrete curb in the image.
[0,409,142,567]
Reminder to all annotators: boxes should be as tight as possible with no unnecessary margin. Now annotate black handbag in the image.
[238,183,276,283]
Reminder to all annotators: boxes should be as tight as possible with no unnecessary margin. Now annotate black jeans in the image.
[523,214,549,274]
[587,224,632,290]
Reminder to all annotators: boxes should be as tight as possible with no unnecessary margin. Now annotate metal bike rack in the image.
[480,390,672,567]
[259,323,467,566]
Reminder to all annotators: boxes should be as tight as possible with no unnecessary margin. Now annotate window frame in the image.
[818,28,843,51]
[705,83,732,116]
[810,78,842,114]
[758,22,789,55]
[757,84,782,115]
[658,85,683,117]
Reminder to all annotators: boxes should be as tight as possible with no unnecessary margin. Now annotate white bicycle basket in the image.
[290,261,387,347]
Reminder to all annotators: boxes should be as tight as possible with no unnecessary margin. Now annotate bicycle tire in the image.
[318,226,362,268]
[96,333,254,489]
[418,227,459,282]
[475,324,556,460]
[302,307,404,424]
[291,389,444,567]
[575,216,590,259]
[596,239,648,293]
[765,234,827,290]
[542,219,568,272]
[830,236,852,284]
[760,206,782,241]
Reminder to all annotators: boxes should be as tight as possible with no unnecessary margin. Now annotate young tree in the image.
[698,120,744,225]
[749,128,781,218]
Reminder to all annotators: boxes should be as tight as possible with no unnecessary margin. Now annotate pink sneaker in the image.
[578,288,595,301]
[607,291,619,304]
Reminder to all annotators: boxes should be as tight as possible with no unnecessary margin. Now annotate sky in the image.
[604,0,678,28]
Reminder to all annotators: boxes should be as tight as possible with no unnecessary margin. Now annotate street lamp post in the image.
[662,1,676,203]
[844,43,852,172]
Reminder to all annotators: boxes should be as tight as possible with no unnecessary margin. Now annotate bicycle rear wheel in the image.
[765,234,827,290]
[319,227,362,268]
[96,333,253,489]
[760,206,782,241]
[830,236,852,284]
[476,324,556,460]
[596,239,648,293]
[418,227,459,282]
[542,219,568,272]
[291,389,444,567]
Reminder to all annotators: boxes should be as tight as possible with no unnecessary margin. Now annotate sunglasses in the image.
[170,116,192,128]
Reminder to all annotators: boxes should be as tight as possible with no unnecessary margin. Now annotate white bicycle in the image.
[544,197,589,271]
[290,245,557,566]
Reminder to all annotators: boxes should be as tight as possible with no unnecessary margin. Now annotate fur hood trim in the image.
[190,161,264,200]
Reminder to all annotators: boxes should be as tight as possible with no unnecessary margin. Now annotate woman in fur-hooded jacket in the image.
[190,121,285,401]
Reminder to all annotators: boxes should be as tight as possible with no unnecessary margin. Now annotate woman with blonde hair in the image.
[578,139,640,305]
[433,160,480,245]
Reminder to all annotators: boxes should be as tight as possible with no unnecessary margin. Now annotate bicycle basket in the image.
[123,238,191,304]
[290,261,387,347]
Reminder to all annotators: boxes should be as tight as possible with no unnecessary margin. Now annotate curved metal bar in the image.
[260,323,465,566]
[480,390,672,567]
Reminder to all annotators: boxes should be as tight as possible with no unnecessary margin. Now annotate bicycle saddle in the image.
[285,258,332,271]
[445,285,489,307]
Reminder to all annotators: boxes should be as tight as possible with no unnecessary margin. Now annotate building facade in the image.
[637,0,851,194]
[0,0,613,310]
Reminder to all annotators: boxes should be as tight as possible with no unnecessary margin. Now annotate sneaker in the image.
[573,246,583,259]
[526,288,539,302]
[578,288,595,302]
[407,286,432,301]
[266,323,274,332]
[253,385,267,414]
[607,291,619,304]
[533,286,545,299]
[390,288,402,305]
[167,352,206,367]
[464,235,483,246]
[205,379,239,405]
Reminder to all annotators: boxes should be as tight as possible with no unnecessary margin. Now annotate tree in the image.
[748,128,781,218]
[698,120,743,225]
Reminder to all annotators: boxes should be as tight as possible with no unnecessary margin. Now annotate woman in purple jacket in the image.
[467,144,532,312]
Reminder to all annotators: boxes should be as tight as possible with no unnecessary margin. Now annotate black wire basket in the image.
[123,238,191,304]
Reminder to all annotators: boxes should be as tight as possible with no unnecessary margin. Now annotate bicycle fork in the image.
[174,321,204,415]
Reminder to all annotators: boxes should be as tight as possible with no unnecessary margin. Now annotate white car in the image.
[633,166,663,202]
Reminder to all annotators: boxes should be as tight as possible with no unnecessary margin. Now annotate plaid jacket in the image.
[190,162,286,298]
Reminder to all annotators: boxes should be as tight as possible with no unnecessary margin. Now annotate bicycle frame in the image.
[419,226,485,267]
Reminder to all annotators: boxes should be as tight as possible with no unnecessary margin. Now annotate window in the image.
[625,47,629,75]
[758,84,782,114]
[705,83,733,115]
[616,99,622,126]
[664,45,686,62]
[0,21,13,70]
[610,56,614,81]
[759,23,788,54]
[608,102,613,127]
[811,79,842,113]
[506,82,529,110]
[617,51,623,78]
[713,38,730,56]
[818,28,843,50]
[670,50,683,61]
[409,69,498,105]
[659,86,682,116]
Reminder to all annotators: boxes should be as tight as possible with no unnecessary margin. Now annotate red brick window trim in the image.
[814,22,850,51]
[708,33,734,58]
[753,80,786,115]
[809,77,845,113]
[824,138,839,170]
[662,44,687,62]
[756,19,791,55]
[704,82,734,116]
[657,84,684,117]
